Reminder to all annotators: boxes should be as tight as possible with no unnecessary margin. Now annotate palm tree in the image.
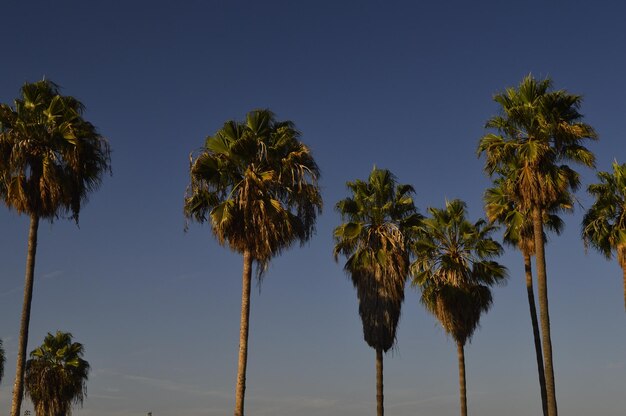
[0,80,111,416]
[184,109,322,416]
[582,161,626,311]
[25,331,89,416]
[478,75,597,416]
[412,199,507,416]
[484,177,568,416]
[333,168,421,416]
[1,338,5,384]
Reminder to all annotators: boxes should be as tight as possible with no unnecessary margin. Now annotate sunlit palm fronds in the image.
[0,80,111,222]
[484,174,567,255]
[412,199,507,289]
[583,161,626,264]
[185,109,322,275]
[478,74,597,212]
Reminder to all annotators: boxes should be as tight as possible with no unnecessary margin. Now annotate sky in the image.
[1,1,625,415]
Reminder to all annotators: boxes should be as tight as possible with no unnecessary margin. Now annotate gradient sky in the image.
[1,1,625,415]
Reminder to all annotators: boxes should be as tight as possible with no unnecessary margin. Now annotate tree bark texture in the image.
[376,348,384,416]
[532,206,558,416]
[11,214,39,416]
[457,341,467,416]
[234,250,253,416]
[524,251,548,416]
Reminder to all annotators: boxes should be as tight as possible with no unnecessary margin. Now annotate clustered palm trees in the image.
[0,80,105,416]
[1,74,622,416]
[478,75,599,416]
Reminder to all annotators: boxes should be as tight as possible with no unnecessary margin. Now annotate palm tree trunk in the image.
[523,251,548,416]
[532,206,558,416]
[11,214,39,416]
[457,341,467,416]
[376,348,384,416]
[234,250,253,416]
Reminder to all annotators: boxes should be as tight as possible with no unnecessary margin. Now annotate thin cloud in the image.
[0,285,22,297]
[41,270,64,280]
[97,369,230,399]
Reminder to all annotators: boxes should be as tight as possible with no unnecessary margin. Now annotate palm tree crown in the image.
[412,199,507,294]
[478,74,597,211]
[334,168,421,351]
[582,161,626,310]
[0,80,111,222]
[185,109,322,272]
[484,175,567,254]
[25,331,90,416]
[583,161,626,263]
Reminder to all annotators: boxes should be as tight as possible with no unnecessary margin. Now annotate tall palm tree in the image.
[0,80,111,416]
[25,331,90,416]
[333,168,421,416]
[582,161,626,311]
[412,199,507,416]
[478,75,597,416]
[184,109,322,416]
[484,177,568,416]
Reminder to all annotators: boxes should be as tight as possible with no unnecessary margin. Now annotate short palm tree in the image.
[333,168,421,416]
[484,176,568,416]
[412,199,507,416]
[582,161,626,311]
[478,75,597,416]
[184,109,322,416]
[0,80,111,416]
[25,331,89,416]
[1,338,5,384]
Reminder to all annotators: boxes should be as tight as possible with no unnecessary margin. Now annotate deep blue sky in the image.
[1,1,625,415]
